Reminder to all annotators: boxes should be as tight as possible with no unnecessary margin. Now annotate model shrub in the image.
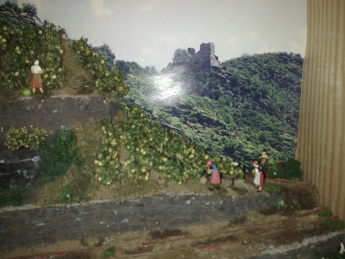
[36,153,71,179]
[326,218,345,230]
[270,160,285,178]
[37,129,84,179]
[101,247,116,258]
[0,192,24,206]
[318,209,333,218]
[284,157,303,179]
[61,189,73,201]
[275,198,288,209]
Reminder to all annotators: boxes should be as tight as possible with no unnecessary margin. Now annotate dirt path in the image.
[0,193,278,258]
[2,178,344,259]
[7,207,345,259]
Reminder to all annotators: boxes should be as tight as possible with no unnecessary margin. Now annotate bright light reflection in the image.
[147,71,185,105]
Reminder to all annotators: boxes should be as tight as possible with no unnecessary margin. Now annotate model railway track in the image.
[12,207,339,259]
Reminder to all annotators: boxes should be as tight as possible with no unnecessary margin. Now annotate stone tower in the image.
[188,43,221,72]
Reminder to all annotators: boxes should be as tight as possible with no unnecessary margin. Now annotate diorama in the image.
[0,0,344,258]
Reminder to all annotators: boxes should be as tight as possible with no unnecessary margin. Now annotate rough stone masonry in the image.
[0,96,122,195]
[0,194,279,251]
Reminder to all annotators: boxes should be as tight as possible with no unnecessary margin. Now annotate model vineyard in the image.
[0,21,128,98]
[94,104,243,185]
[72,37,128,98]
[0,23,65,89]
[94,119,123,185]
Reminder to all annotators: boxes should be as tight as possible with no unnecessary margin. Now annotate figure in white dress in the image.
[253,160,264,192]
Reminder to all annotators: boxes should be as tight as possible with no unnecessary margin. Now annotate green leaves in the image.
[94,120,122,184]
[119,104,237,183]
[37,129,84,177]
[71,37,128,98]
[0,22,65,89]
[59,128,75,141]
[5,126,48,150]
[61,189,73,201]
[0,192,24,206]
[275,198,287,209]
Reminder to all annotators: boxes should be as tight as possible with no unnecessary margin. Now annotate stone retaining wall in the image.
[0,194,279,251]
[0,96,121,142]
[0,96,121,195]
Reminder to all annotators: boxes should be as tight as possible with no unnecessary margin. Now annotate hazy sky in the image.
[4,0,307,71]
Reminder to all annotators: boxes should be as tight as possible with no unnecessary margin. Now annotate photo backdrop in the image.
[0,0,307,167]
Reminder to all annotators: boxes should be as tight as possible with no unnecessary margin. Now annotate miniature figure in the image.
[258,149,270,170]
[31,60,45,94]
[253,160,264,192]
[207,160,221,191]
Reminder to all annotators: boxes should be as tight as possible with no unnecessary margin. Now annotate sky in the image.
[2,0,307,71]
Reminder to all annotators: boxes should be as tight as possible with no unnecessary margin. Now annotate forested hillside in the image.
[118,52,303,166]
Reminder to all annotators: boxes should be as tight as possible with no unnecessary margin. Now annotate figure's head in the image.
[262,150,267,155]
[253,160,259,167]
[207,160,212,165]
[34,60,39,65]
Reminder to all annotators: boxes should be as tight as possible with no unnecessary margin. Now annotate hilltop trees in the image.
[21,3,37,16]
[0,1,22,13]
[0,1,37,17]
[172,48,189,65]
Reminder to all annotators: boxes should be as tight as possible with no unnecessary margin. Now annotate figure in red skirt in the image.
[253,160,264,192]
[31,60,45,94]
[207,160,221,191]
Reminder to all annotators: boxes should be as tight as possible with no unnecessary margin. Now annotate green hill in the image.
[119,52,303,166]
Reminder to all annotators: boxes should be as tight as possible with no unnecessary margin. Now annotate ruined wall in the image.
[188,43,221,72]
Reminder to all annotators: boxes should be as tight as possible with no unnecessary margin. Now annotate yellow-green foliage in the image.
[0,23,65,90]
[6,126,48,150]
[72,37,128,98]
[39,25,66,88]
[1,22,128,98]
[94,104,240,185]
[94,120,123,185]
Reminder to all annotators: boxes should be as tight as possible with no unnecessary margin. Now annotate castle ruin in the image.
[187,42,221,72]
